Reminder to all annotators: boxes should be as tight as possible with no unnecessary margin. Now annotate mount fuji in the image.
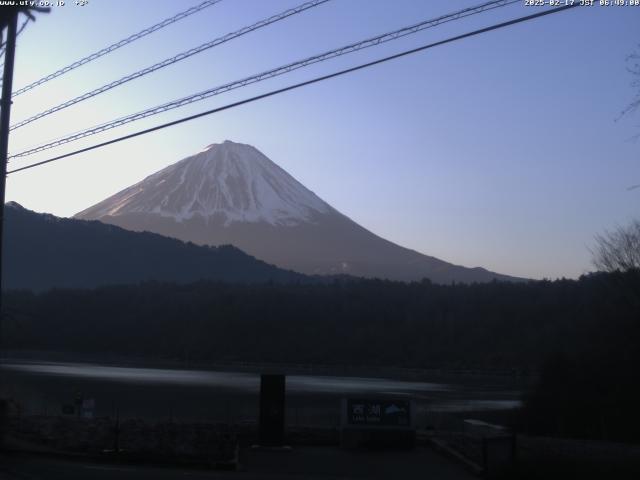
[75,140,520,284]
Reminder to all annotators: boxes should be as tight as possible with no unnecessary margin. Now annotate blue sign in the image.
[346,399,411,427]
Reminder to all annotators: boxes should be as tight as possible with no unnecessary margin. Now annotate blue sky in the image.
[4,0,640,279]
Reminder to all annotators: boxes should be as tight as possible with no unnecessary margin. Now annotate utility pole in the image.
[0,5,49,347]
[0,7,18,449]
[0,10,19,302]
[0,10,48,444]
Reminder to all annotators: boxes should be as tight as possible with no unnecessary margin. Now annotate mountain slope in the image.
[2,202,308,291]
[78,140,331,226]
[76,140,522,284]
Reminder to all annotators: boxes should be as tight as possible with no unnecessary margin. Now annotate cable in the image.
[11,0,513,136]
[12,0,223,97]
[6,4,579,175]
[15,16,29,38]
[9,0,519,158]
[9,0,330,131]
[0,17,29,95]
[0,16,29,59]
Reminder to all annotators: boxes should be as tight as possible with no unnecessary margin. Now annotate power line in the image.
[12,0,223,98]
[7,4,579,176]
[0,16,29,61]
[9,0,519,159]
[9,0,330,131]
[15,16,29,37]
[0,16,30,92]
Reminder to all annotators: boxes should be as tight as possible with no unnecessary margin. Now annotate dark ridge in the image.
[2,203,310,291]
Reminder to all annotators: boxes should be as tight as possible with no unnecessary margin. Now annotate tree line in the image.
[2,271,638,371]
[3,270,639,441]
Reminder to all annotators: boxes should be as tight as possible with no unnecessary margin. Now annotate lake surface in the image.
[0,360,523,426]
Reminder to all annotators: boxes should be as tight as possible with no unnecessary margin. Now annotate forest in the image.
[3,269,639,441]
[3,270,638,369]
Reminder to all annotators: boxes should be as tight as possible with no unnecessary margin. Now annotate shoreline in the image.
[0,349,535,385]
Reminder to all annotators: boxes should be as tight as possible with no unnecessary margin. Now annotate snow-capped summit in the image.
[77,140,329,226]
[76,141,522,283]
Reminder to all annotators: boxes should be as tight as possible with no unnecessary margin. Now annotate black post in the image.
[259,374,285,446]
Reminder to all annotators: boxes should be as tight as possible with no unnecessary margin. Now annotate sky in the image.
[4,0,639,280]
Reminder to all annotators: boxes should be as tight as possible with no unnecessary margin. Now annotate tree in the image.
[592,219,640,272]
[620,44,640,121]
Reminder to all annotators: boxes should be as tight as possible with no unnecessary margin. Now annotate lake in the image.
[0,360,523,427]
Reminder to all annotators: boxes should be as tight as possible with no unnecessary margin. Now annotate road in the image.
[0,446,476,479]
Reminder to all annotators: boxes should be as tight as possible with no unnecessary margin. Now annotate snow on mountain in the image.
[76,140,522,284]
[77,140,330,226]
